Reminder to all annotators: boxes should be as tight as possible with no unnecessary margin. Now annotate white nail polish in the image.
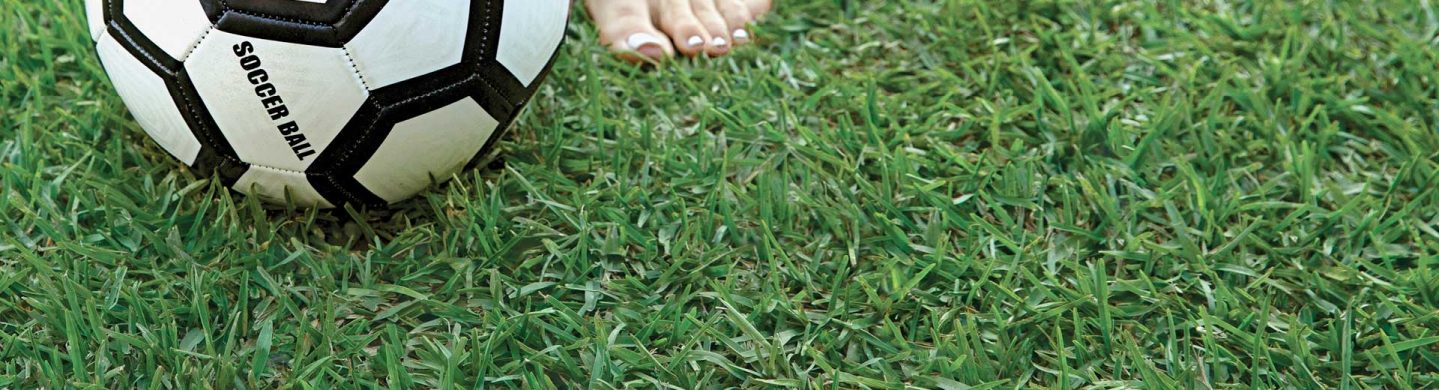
[712,37,728,47]
[626,33,664,50]
[733,29,749,41]
[686,36,704,48]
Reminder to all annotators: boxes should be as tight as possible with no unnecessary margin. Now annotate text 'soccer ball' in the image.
[87,0,569,207]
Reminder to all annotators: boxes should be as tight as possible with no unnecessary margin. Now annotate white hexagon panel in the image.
[185,30,369,173]
[497,0,568,86]
[85,0,105,42]
[122,0,212,60]
[234,166,334,208]
[354,97,499,203]
[344,0,471,89]
[95,32,203,165]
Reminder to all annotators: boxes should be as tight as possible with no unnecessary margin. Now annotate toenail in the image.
[733,29,750,42]
[712,37,728,47]
[626,33,665,51]
[686,36,704,48]
[637,45,665,58]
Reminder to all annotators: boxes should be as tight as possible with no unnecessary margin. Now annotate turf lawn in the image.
[5,0,1439,388]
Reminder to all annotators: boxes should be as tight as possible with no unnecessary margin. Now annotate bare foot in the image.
[586,0,774,63]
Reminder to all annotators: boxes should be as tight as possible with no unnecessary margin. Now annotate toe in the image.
[654,0,712,57]
[746,0,773,17]
[586,0,673,62]
[687,0,734,56]
[713,0,754,44]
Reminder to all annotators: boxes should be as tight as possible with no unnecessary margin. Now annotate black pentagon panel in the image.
[477,58,542,109]
[462,0,530,101]
[198,0,225,22]
[461,0,500,62]
[464,0,569,132]
[208,0,361,24]
[467,0,569,106]
[329,0,389,43]
[370,63,516,116]
[214,12,341,47]
[202,0,388,47]
[306,100,388,207]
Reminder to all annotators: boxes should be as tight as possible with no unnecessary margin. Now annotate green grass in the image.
[4,0,1439,387]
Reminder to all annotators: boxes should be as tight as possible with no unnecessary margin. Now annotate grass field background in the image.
[5,0,1439,388]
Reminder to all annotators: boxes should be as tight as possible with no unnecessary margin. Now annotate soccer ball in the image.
[87,0,569,208]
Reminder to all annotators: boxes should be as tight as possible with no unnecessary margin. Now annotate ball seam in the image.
[339,46,373,92]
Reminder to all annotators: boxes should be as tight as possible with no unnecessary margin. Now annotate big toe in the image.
[587,0,673,62]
